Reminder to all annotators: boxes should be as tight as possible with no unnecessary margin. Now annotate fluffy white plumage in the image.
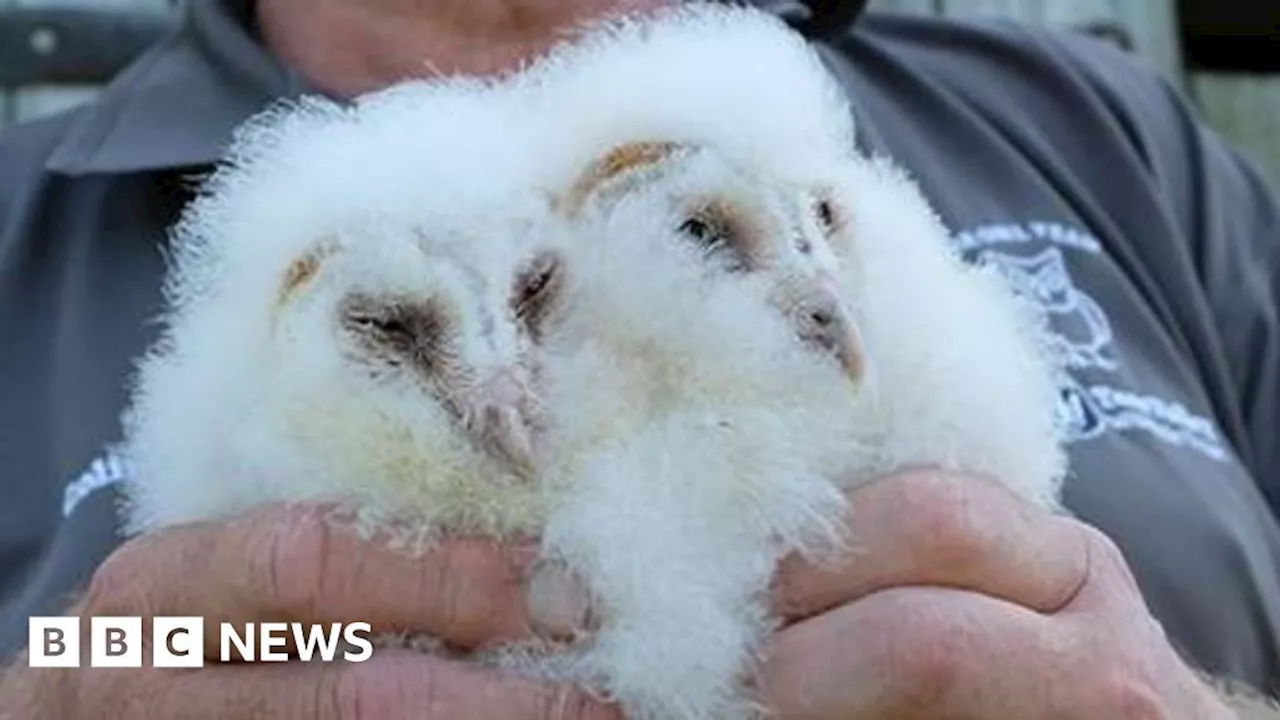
[508,1,1066,506]
[480,12,1067,715]
[120,3,1068,719]
[120,85,577,540]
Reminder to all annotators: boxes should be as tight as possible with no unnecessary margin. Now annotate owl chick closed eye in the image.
[123,220,570,542]
[277,231,564,478]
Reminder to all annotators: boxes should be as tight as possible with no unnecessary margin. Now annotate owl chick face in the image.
[561,140,864,384]
[271,223,566,476]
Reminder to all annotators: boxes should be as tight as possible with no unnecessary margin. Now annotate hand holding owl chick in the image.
[0,502,622,720]
[8,471,1239,720]
[758,469,1241,720]
[98,3,1258,720]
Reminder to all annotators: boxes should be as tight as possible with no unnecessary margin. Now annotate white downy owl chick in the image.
[525,130,1068,720]
[482,4,1069,718]
[516,146,866,720]
[510,0,880,391]
[518,0,1068,506]
[120,82,575,542]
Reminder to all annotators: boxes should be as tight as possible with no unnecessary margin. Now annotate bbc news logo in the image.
[28,617,374,667]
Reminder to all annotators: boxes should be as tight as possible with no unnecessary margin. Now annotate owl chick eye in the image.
[346,311,413,343]
[341,297,442,362]
[679,216,725,250]
[513,252,563,329]
[521,267,553,305]
[814,198,840,235]
[679,212,752,273]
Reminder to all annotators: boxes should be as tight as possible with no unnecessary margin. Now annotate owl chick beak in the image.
[783,284,865,387]
[463,368,540,477]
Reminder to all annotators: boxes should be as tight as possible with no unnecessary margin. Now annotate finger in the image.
[1059,529,1240,718]
[75,651,622,720]
[1059,523,1153,623]
[85,503,542,654]
[771,469,1088,622]
[756,587,1069,719]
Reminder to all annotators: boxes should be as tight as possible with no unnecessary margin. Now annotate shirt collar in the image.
[43,0,854,176]
[45,0,309,175]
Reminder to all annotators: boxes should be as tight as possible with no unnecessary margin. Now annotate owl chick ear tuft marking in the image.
[282,253,323,296]
[559,140,687,216]
[595,141,684,181]
[272,240,339,324]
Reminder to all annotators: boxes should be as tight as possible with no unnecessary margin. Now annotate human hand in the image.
[0,503,619,720]
[759,468,1248,719]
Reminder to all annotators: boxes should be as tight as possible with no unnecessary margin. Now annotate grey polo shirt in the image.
[1,0,1277,694]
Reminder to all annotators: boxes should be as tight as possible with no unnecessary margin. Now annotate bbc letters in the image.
[28,617,374,667]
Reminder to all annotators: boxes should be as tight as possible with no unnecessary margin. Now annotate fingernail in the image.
[526,562,594,641]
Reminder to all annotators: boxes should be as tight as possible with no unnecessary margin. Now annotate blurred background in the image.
[1,0,1276,184]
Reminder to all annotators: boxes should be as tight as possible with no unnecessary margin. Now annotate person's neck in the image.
[256,0,674,97]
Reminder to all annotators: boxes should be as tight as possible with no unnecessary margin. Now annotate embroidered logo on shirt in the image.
[954,220,1229,462]
[980,247,1120,372]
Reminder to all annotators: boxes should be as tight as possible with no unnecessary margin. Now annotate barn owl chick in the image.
[482,4,1068,718]
[125,220,567,541]
[484,138,877,720]
[119,86,574,541]
[516,0,1067,506]
[518,142,1067,720]
[559,139,865,384]
[519,169,863,720]
[274,231,561,479]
